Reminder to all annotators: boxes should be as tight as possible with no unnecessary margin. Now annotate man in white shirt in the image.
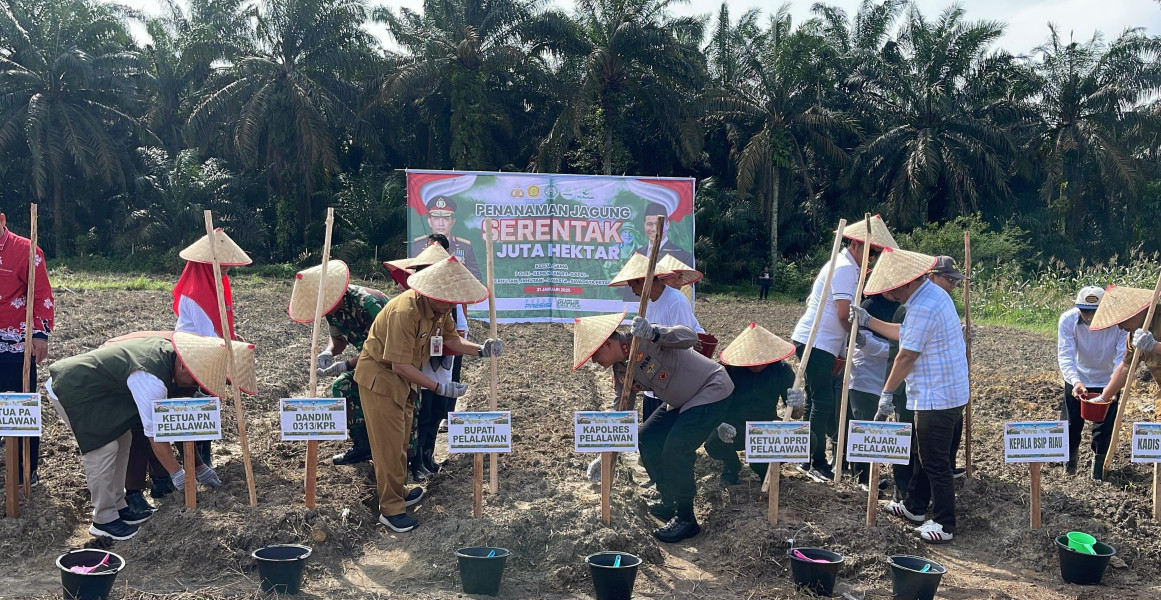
[1057,286,1126,477]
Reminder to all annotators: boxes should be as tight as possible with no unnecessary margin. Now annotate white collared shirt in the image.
[1057,307,1126,387]
[792,248,859,356]
[899,279,970,411]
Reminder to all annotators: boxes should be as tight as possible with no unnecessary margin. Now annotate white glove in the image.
[786,388,805,409]
[716,423,736,443]
[437,381,469,398]
[1134,328,1157,354]
[317,350,334,370]
[171,468,186,491]
[318,360,348,377]
[631,316,656,340]
[854,330,867,348]
[850,305,871,328]
[586,457,602,482]
[875,391,894,421]
[480,338,503,358]
[196,465,221,488]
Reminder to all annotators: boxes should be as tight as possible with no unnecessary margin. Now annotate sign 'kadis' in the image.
[406,170,696,323]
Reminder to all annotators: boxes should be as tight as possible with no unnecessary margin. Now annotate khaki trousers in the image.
[359,384,414,517]
[49,392,130,525]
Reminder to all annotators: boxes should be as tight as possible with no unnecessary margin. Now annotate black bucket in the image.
[1055,535,1115,585]
[788,548,843,597]
[57,549,126,600]
[252,544,312,595]
[585,551,642,600]
[455,547,510,596]
[887,555,947,600]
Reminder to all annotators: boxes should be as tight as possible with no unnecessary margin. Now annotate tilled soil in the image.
[1,283,1160,599]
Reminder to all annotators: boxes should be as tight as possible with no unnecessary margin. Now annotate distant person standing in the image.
[759,266,772,300]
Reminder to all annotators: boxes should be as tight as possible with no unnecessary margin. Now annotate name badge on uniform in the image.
[430,328,444,357]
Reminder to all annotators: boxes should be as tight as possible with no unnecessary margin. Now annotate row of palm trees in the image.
[1,0,1159,276]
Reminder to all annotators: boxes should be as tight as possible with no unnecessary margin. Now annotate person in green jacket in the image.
[46,333,232,541]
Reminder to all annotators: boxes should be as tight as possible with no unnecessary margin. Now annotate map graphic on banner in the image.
[406,170,696,322]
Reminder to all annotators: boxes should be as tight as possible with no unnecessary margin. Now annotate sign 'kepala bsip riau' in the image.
[448,411,512,453]
[1004,421,1069,463]
[280,398,347,441]
[0,393,40,437]
[575,411,639,453]
[151,397,222,443]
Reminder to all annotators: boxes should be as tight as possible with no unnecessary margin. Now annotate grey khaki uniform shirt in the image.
[613,325,734,412]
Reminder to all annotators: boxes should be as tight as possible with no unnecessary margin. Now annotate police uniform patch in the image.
[658,372,669,381]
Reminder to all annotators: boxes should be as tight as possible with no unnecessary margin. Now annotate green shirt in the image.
[326,285,388,351]
[721,362,794,425]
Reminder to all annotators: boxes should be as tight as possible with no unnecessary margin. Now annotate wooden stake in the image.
[473,453,484,518]
[602,216,665,525]
[304,208,335,509]
[184,441,197,509]
[1154,463,1160,521]
[866,462,879,526]
[767,464,780,525]
[1103,268,1161,473]
[834,214,872,484]
[20,204,38,498]
[484,218,499,496]
[1030,462,1042,529]
[3,438,14,517]
[202,212,258,507]
[964,232,973,477]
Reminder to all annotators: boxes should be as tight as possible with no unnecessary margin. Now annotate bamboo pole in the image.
[202,212,258,507]
[964,232,973,477]
[305,208,335,509]
[601,216,665,525]
[834,215,872,484]
[1103,269,1161,473]
[484,218,499,495]
[21,204,37,498]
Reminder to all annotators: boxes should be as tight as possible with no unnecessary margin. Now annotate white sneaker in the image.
[916,520,953,543]
[886,501,925,523]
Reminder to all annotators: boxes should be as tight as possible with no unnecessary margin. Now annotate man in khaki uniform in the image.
[354,257,502,532]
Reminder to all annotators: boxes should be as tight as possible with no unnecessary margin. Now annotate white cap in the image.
[1074,286,1105,310]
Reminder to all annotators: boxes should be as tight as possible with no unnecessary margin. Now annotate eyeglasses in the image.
[939,274,963,288]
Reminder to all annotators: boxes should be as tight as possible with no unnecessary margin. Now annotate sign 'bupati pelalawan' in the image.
[448,412,512,453]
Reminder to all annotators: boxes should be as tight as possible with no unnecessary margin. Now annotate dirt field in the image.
[3,277,1161,599]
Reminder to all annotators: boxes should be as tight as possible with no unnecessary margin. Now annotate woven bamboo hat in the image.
[572,311,626,370]
[288,260,350,323]
[179,228,252,266]
[408,256,489,304]
[864,249,937,295]
[383,243,451,274]
[229,341,258,395]
[1091,286,1158,330]
[658,254,703,286]
[720,322,796,367]
[171,332,230,398]
[608,253,674,287]
[843,215,899,250]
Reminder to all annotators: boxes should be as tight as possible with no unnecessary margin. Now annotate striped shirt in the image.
[899,279,970,411]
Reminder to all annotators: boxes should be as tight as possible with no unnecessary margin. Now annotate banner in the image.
[406,170,696,322]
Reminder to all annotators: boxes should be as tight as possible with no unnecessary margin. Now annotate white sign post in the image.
[745,422,810,463]
[280,399,348,441]
[0,394,41,437]
[152,398,223,442]
[448,412,512,454]
[575,411,639,453]
[1132,423,1161,463]
[1005,421,1069,529]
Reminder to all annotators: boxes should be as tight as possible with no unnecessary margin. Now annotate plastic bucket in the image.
[887,555,947,600]
[57,549,125,600]
[696,334,718,358]
[585,552,642,600]
[455,547,510,596]
[788,548,843,597]
[1078,393,1113,422]
[252,544,312,595]
[1056,535,1115,585]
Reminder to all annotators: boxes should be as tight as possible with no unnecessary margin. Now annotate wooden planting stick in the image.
[964,232,973,477]
[1103,268,1161,474]
[473,453,484,519]
[834,214,872,484]
[20,204,37,498]
[764,220,847,525]
[602,216,664,525]
[202,211,258,507]
[184,441,197,509]
[1030,462,1042,529]
[305,208,335,509]
[485,218,499,496]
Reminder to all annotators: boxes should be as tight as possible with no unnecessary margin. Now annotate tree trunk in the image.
[768,166,782,285]
[53,177,64,258]
[601,92,615,176]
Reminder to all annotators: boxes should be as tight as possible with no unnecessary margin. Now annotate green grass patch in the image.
[49,270,174,292]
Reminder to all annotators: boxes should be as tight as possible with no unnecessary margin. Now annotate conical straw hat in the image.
[658,254,703,286]
[383,243,451,274]
[408,256,489,304]
[171,332,230,399]
[843,215,899,250]
[864,249,937,295]
[572,311,626,370]
[288,260,350,323]
[1091,286,1157,331]
[179,229,252,266]
[720,322,795,367]
[608,253,674,287]
[229,341,258,395]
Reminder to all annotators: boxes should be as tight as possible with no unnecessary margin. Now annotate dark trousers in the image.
[847,390,879,482]
[795,344,838,469]
[704,429,768,481]
[1061,383,1119,456]
[639,401,729,508]
[1,359,39,476]
[639,395,664,476]
[759,282,771,300]
[892,397,915,503]
[416,389,452,462]
[904,405,964,533]
[126,426,170,491]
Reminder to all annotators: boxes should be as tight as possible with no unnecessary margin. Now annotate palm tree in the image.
[0,0,149,256]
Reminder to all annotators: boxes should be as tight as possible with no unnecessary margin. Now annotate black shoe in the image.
[125,491,156,516]
[653,517,701,543]
[17,471,39,487]
[1092,454,1106,481]
[952,467,967,479]
[422,450,440,474]
[118,505,153,525]
[332,446,372,466]
[405,487,424,507]
[150,476,175,499]
[647,500,676,521]
[409,463,430,482]
[805,464,834,483]
[90,519,139,541]
[720,470,739,486]
[379,513,418,532]
[1065,458,1078,475]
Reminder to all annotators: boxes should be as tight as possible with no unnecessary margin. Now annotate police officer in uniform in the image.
[410,196,481,280]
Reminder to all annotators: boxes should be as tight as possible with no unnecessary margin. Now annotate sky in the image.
[110,0,1161,56]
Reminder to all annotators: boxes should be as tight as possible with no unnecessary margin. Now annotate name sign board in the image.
[448,412,512,453]
[846,421,913,464]
[744,421,810,463]
[0,393,41,437]
[1131,423,1161,463]
[575,411,638,452]
[280,399,348,441]
[1004,421,1068,463]
[152,398,222,442]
